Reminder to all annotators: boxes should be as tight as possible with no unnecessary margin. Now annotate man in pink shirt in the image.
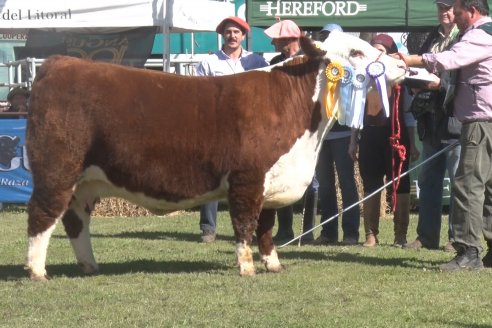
[401,0,492,271]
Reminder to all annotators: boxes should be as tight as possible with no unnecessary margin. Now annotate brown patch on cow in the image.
[349,49,365,58]
[61,209,83,239]
[28,50,326,205]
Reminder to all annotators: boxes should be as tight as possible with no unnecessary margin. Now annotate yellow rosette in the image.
[324,62,344,118]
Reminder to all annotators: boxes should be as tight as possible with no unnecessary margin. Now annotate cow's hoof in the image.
[239,264,256,276]
[27,270,49,282]
[30,273,49,282]
[26,266,49,282]
[265,263,284,273]
[78,262,99,275]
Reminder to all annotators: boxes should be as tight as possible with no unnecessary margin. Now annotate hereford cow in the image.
[26,32,406,280]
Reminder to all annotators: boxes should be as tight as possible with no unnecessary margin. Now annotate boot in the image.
[363,192,381,247]
[440,244,483,271]
[300,190,317,244]
[274,206,294,243]
[393,193,410,247]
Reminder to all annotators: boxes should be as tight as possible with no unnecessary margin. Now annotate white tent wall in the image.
[0,0,234,31]
[0,0,234,72]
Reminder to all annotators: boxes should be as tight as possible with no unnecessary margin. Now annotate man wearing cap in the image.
[195,16,268,243]
[405,0,461,253]
[264,19,303,65]
[400,0,492,271]
[4,86,29,114]
[312,23,361,246]
[318,23,343,42]
[263,19,304,242]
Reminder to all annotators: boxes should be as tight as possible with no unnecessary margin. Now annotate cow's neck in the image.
[262,58,336,207]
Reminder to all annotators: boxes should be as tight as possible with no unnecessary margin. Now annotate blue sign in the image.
[0,119,31,203]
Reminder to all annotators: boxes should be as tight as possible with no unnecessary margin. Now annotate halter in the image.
[389,52,408,212]
[369,51,406,212]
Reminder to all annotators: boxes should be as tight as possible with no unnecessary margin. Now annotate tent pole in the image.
[162,0,171,72]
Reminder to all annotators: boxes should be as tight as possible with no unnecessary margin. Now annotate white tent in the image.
[0,0,235,70]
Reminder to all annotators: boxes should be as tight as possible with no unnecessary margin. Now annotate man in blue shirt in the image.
[195,16,269,243]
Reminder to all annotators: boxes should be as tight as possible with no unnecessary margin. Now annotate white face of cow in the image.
[320,30,407,85]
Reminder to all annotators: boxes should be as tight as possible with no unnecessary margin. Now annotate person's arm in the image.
[348,128,360,162]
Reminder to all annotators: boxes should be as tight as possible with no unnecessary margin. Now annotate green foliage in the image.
[1,211,491,327]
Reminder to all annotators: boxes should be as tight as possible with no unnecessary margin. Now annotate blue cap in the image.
[320,23,343,33]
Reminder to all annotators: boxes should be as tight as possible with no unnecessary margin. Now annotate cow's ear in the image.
[300,36,326,59]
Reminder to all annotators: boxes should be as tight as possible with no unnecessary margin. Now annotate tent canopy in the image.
[0,0,234,32]
[247,0,492,32]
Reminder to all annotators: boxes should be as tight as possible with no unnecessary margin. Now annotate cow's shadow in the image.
[52,231,235,242]
[1,249,444,281]
[0,259,231,281]
[278,249,445,270]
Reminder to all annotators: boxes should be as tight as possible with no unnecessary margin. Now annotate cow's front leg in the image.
[228,172,264,276]
[257,209,283,273]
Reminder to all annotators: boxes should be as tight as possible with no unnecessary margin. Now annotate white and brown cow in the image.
[26,32,405,280]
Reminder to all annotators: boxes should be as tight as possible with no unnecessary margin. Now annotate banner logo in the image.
[259,1,367,17]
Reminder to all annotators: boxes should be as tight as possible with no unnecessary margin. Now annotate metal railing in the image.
[0,57,202,96]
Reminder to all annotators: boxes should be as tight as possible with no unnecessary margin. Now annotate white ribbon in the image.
[350,67,369,129]
[366,61,390,117]
[338,64,354,126]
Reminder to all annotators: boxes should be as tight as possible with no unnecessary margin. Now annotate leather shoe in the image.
[439,246,483,272]
[312,235,338,245]
[404,239,423,250]
[201,230,216,243]
[443,241,456,253]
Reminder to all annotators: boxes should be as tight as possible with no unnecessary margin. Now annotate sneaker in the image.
[393,241,406,248]
[439,246,483,272]
[482,248,492,268]
[312,235,338,245]
[444,241,456,253]
[404,239,423,250]
[201,230,216,243]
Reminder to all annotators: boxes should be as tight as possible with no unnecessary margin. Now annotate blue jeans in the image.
[317,137,360,241]
[416,139,460,248]
[199,201,218,232]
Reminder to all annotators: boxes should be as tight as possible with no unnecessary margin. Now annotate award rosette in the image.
[338,64,355,126]
[366,61,390,118]
[324,61,344,118]
[350,67,369,129]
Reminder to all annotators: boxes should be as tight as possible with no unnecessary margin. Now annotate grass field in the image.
[1,209,491,328]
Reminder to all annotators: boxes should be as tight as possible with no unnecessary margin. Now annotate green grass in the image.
[1,209,491,328]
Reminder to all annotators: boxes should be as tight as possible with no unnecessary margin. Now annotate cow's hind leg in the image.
[27,189,72,281]
[257,209,283,273]
[62,183,100,275]
[228,172,264,276]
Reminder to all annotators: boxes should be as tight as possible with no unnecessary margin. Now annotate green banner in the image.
[247,0,453,32]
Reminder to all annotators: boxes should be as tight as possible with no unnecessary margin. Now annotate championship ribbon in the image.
[324,62,344,118]
[366,61,390,117]
[338,64,354,126]
[350,67,369,129]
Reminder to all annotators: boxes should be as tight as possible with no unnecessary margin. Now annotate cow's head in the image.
[319,30,407,85]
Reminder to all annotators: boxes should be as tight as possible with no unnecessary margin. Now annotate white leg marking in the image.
[27,221,58,281]
[261,248,283,273]
[68,197,99,275]
[236,242,255,276]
